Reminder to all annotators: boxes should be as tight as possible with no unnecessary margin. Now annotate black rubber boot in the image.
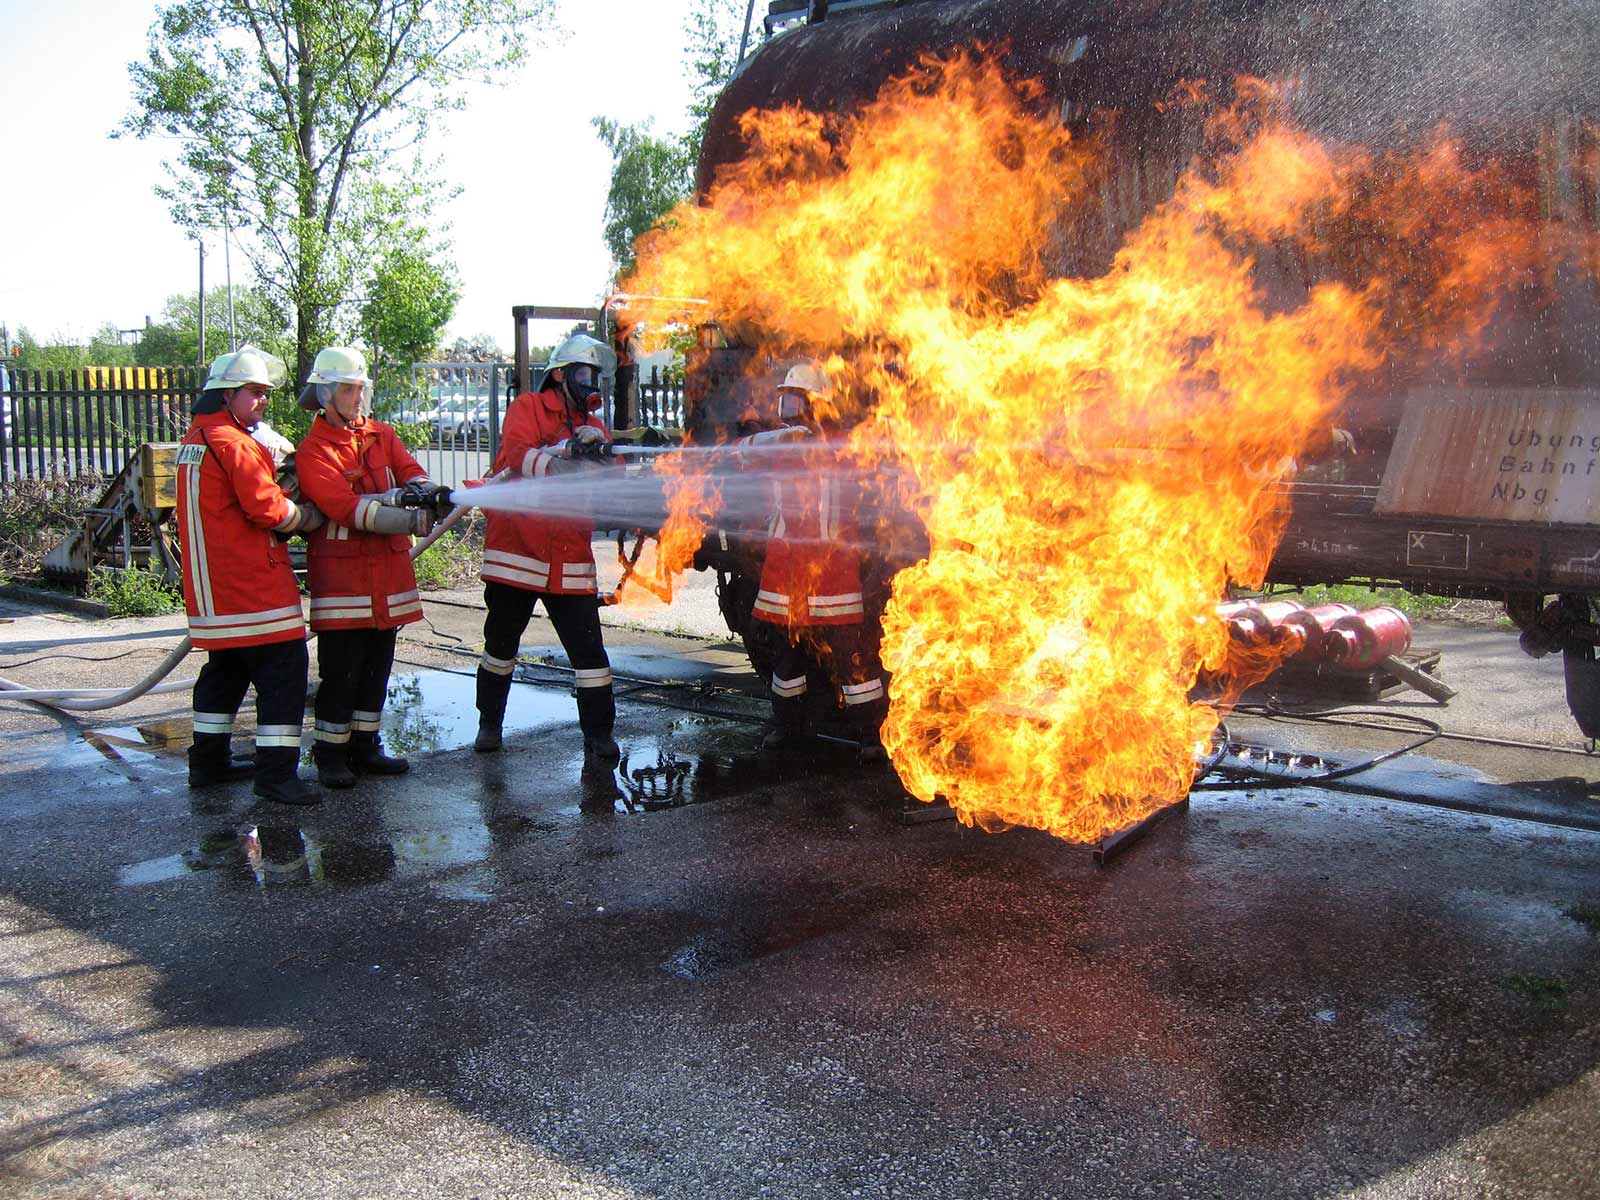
[475,667,512,753]
[312,741,357,789]
[187,732,255,788]
[759,694,810,755]
[583,733,621,763]
[349,731,409,776]
[852,699,890,767]
[253,747,321,807]
[577,684,619,762]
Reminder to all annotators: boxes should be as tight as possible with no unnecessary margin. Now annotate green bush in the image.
[87,564,184,617]
[411,521,482,591]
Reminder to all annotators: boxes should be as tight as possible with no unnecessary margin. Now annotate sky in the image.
[0,0,716,354]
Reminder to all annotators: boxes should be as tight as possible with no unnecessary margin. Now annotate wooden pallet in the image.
[1260,647,1445,703]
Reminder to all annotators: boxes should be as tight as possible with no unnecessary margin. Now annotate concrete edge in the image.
[0,583,110,619]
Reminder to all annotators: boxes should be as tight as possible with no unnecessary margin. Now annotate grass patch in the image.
[86,564,183,617]
[1508,973,1569,1008]
[1269,583,1466,622]
[411,519,482,591]
[1565,901,1600,933]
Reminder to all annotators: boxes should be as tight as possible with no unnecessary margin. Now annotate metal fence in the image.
[636,366,687,428]
[380,361,513,491]
[0,358,688,491]
[0,366,198,484]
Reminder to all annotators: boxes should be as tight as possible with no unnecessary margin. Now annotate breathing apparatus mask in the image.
[560,363,603,413]
[777,388,810,424]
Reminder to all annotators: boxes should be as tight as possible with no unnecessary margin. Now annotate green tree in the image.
[121,0,551,384]
[592,118,694,274]
[88,324,137,368]
[360,240,460,420]
[593,0,750,275]
[14,329,90,373]
[135,285,290,367]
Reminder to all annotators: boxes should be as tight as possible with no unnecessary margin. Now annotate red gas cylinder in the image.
[1280,602,1359,660]
[1219,598,1305,645]
[1325,606,1413,669]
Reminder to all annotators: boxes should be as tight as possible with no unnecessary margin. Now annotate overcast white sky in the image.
[0,0,716,352]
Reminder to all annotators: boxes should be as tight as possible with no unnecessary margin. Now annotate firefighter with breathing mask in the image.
[177,345,325,805]
[744,362,889,763]
[293,347,451,788]
[474,333,620,761]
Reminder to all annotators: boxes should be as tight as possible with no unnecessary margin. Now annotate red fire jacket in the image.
[176,410,311,650]
[295,414,428,631]
[750,440,866,629]
[481,388,611,595]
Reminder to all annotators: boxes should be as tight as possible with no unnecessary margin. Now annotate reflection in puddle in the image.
[582,745,850,815]
[118,814,507,901]
[380,670,580,756]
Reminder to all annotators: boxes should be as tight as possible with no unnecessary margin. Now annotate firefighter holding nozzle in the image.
[176,346,326,805]
[474,334,621,762]
[745,362,889,763]
[294,347,451,789]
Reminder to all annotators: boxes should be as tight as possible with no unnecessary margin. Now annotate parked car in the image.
[427,401,491,447]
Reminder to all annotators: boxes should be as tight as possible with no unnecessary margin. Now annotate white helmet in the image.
[777,361,829,421]
[306,346,370,384]
[546,334,612,373]
[202,345,288,392]
[299,346,374,413]
[778,362,829,396]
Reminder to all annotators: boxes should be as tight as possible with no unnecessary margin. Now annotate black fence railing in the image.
[636,366,686,429]
[1,366,200,484]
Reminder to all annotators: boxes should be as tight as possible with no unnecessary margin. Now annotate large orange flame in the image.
[622,54,1587,842]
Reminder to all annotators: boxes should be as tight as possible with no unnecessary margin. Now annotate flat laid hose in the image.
[0,500,473,712]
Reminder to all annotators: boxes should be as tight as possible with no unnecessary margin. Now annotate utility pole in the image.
[223,216,237,351]
[197,239,207,366]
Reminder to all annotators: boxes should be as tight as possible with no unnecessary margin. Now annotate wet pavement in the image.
[1,597,1599,1198]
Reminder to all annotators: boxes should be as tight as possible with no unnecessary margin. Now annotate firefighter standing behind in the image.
[177,346,325,806]
[747,363,888,762]
[474,334,620,761]
[294,347,449,788]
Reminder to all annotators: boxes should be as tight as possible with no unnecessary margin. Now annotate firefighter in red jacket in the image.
[475,334,620,761]
[177,346,325,806]
[294,347,449,788]
[747,362,888,761]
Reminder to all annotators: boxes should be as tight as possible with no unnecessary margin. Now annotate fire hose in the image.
[0,489,478,713]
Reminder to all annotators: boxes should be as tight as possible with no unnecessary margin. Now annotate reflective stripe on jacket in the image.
[295,414,427,631]
[747,437,865,629]
[481,388,611,596]
[176,411,307,650]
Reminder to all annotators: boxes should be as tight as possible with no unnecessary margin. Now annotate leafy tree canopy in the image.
[135,285,291,367]
[13,325,136,371]
[594,0,750,276]
[121,0,551,383]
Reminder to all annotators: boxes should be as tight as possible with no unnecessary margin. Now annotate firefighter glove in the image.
[365,504,429,536]
[295,502,327,533]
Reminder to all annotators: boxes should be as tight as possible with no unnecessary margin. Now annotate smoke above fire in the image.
[620,53,1591,842]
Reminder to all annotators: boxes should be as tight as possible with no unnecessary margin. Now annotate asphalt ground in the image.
[1,579,1599,1199]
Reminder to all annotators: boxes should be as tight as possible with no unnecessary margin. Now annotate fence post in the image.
[488,362,501,464]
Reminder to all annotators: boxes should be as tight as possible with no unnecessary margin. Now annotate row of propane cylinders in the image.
[1217,599,1414,670]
